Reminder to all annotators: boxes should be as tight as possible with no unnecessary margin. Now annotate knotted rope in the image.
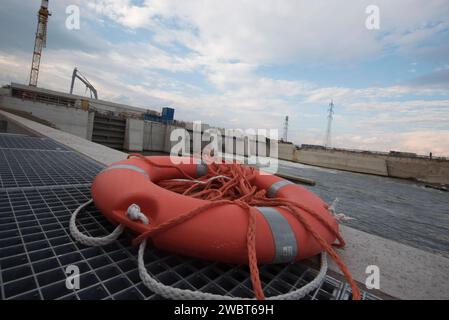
[128,154,360,300]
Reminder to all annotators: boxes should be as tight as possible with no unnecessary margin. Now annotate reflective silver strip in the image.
[101,164,149,178]
[257,207,298,264]
[196,159,208,177]
[267,180,294,198]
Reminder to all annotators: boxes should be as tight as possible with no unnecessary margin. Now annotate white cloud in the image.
[305,86,449,105]
[87,0,449,65]
[1,1,448,156]
[349,99,449,112]
[332,130,449,156]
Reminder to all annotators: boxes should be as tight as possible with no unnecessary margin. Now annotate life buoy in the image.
[91,155,341,265]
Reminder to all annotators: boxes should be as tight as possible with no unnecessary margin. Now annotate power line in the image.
[324,100,334,148]
[283,115,289,142]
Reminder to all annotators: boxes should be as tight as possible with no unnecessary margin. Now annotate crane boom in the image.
[70,68,99,99]
[29,0,50,87]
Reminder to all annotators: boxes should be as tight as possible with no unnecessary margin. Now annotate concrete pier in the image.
[296,146,449,185]
[297,147,389,176]
[1,109,448,300]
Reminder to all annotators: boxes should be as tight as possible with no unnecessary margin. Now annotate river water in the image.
[277,160,449,258]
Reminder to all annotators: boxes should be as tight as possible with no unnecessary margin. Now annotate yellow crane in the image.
[29,0,51,87]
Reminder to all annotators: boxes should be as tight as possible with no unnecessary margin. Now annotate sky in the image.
[0,0,448,156]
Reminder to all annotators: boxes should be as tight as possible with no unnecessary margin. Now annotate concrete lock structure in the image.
[0,83,272,157]
[1,82,448,186]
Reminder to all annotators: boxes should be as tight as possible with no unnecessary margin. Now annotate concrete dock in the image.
[1,109,448,300]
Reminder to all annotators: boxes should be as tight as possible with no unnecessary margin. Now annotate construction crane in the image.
[283,115,289,142]
[70,68,98,99]
[324,100,334,148]
[29,0,51,87]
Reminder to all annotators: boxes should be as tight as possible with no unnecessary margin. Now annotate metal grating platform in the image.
[0,149,103,189]
[0,134,380,300]
[0,134,69,151]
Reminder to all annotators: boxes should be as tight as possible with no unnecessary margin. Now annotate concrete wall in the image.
[297,148,389,176]
[123,118,144,151]
[86,111,95,141]
[89,99,144,118]
[143,120,166,152]
[155,128,275,159]
[278,142,296,161]
[223,135,247,157]
[292,148,300,162]
[0,114,35,135]
[386,157,449,185]
[164,124,190,154]
[0,87,10,96]
[297,147,449,185]
[10,82,151,118]
[0,95,90,139]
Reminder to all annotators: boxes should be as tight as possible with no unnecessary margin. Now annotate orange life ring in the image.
[91,155,340,265]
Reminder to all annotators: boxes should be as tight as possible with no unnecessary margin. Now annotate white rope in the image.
[71,199,328,300]
[328,198,339,214]
[328,198,355,222]
[127,204,149,224]
[70,201,152,247]
[138,238,328,300]
[69,199,124,246]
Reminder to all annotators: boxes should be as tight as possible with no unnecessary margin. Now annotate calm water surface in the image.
[277,160,449,258]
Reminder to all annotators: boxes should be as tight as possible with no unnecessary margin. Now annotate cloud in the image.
[1,0,448,156]
[349,99,449,112]
[0,0,109,55]
[304,86,448,105]
[87,0,449,65]
[408,67,449,88]
[332,130,449,156]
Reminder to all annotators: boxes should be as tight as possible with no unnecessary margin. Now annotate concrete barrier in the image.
[296,147,449,185]
[164,124,190,154]
[0,110,126,165]
[386,157,449,185]
[143,120,166,152]
[124,118,144,151]
[0,95,91,139]
[278,142,296,161]
[298,148,389,176]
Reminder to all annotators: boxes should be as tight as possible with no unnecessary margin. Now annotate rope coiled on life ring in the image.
[70,200,328,300]
[69,154,361,300]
